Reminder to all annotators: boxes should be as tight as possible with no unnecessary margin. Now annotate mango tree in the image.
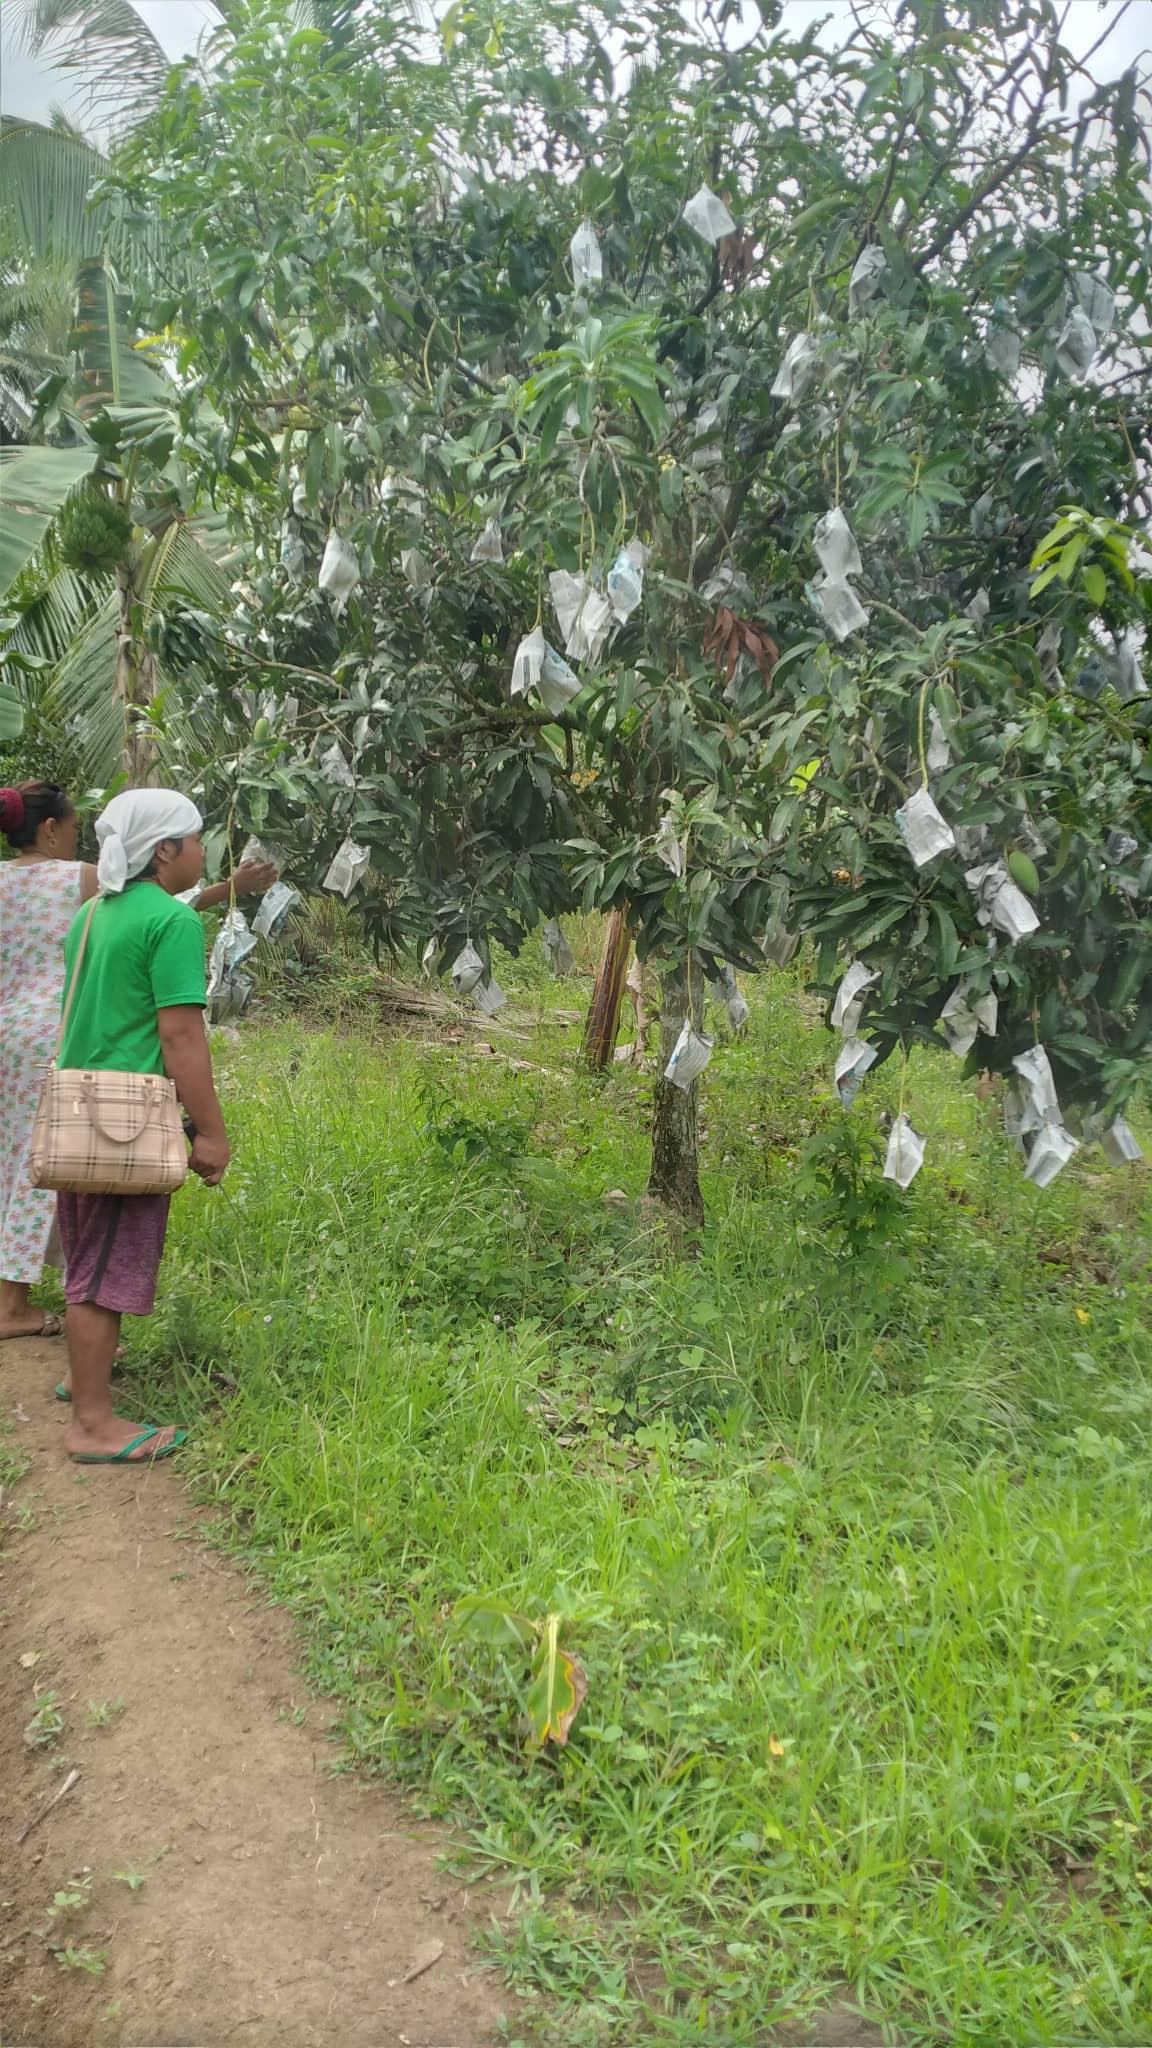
[111,0,1152,1217]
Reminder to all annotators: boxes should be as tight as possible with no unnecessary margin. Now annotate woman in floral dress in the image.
[0,781,276,1342]
[0,784,94,1339]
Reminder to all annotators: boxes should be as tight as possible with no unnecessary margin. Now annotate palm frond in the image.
[40,583,123,784]
[5,554,99,668]
[0,120,108,265]
[0,444,98,596]
[23,521,236,784]
[148,522,234,611]
[4,1,175,131]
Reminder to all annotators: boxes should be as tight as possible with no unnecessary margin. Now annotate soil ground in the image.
[0,1334,510,2048]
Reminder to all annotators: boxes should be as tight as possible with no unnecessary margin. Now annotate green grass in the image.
[121,945,1152,2045]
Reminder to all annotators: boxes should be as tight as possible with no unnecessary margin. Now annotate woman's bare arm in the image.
[193,860,278,913]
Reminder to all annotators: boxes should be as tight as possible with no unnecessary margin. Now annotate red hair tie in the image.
[0,787,26,834]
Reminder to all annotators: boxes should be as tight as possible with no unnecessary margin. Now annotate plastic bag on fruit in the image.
[401,546,432,590]
[209,908,257,978]
[683,185,736,244]
[318,533,359,611]
[813,508,862,583]
[253,881,301,942]
[771,333,819,403]
[1101,1116,1143,1165]
[472,975,507,1016]
[883,1114,926,1189]
[538,645,582,716]
[450,943,485,995]
[280,532,308,583]
[1012,1045,1061,1131]
[470,519,504,565]
[207,911,259,1023]
[607,547,644,623]
[832,960,878,1037]
[1054,306,1097,380]
[322,838,371,898]
[542,919,576,976]
[965,862,1040,939]
[815,576,869,641]
[926,708,952,773]
[208,966,254,1025]
[664,1021,714,1091]
[319,741,355,789]
[895,787,956,867]
[570,220,603,285]
[654,814,685,878]
[1024,1122,1079,1187]
[849,244,887,312]
[835,1037,877,1107]
[511,626,546,699]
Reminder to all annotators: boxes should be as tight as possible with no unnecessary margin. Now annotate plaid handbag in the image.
[28,898,189,1197]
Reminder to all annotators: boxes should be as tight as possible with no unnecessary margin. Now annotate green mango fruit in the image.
[1008,849,1039,897]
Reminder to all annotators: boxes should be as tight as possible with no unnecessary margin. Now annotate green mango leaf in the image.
[1082,563,1107,607]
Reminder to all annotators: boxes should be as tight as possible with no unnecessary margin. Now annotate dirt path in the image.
[0,1336,511,2048]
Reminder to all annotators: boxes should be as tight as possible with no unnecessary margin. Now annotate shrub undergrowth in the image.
[124,949,1152,2046]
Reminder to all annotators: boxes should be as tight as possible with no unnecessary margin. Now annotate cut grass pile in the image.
[127,951,1152,2045]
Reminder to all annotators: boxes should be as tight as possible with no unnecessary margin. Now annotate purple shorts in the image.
[57,1193,171,1317]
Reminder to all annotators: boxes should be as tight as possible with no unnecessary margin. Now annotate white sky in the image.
[1,0,1149,132]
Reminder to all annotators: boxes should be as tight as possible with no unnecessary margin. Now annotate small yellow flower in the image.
[769,1736,786,1757]
[1075,1307,1091,1325]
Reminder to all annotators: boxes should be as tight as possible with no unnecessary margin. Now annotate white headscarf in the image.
[95,789,204,895]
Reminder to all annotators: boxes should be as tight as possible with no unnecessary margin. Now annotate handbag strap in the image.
[54,894,100,1065]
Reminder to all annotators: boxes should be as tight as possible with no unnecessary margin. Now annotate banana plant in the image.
[451,1595,588,1749]
[0,261,235,780]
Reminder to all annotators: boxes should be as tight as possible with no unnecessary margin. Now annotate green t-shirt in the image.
[59,882,206,1076]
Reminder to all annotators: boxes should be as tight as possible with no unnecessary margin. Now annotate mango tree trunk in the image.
[647,965,705,1226]
[582,908,632,1071]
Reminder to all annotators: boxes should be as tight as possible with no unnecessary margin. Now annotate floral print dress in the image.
[0,860,84,1283]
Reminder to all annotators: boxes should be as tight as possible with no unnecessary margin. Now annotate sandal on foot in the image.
[71,1426,187,1466]
[0,1311,63,1342]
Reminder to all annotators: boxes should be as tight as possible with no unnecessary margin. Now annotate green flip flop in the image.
[71,1427,187,1466]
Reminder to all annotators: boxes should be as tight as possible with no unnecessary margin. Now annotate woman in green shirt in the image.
[57,790,233,1466]
[0,780,273,1347]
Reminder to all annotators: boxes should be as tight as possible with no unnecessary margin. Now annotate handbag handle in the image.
[79,1071,166,1144]
[54,895,100,1066]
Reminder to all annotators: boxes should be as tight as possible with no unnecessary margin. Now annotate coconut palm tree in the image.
[6,0,357,132]
[5,1,182,134]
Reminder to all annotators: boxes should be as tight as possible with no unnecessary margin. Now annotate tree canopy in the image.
[47,0,1152,1204]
